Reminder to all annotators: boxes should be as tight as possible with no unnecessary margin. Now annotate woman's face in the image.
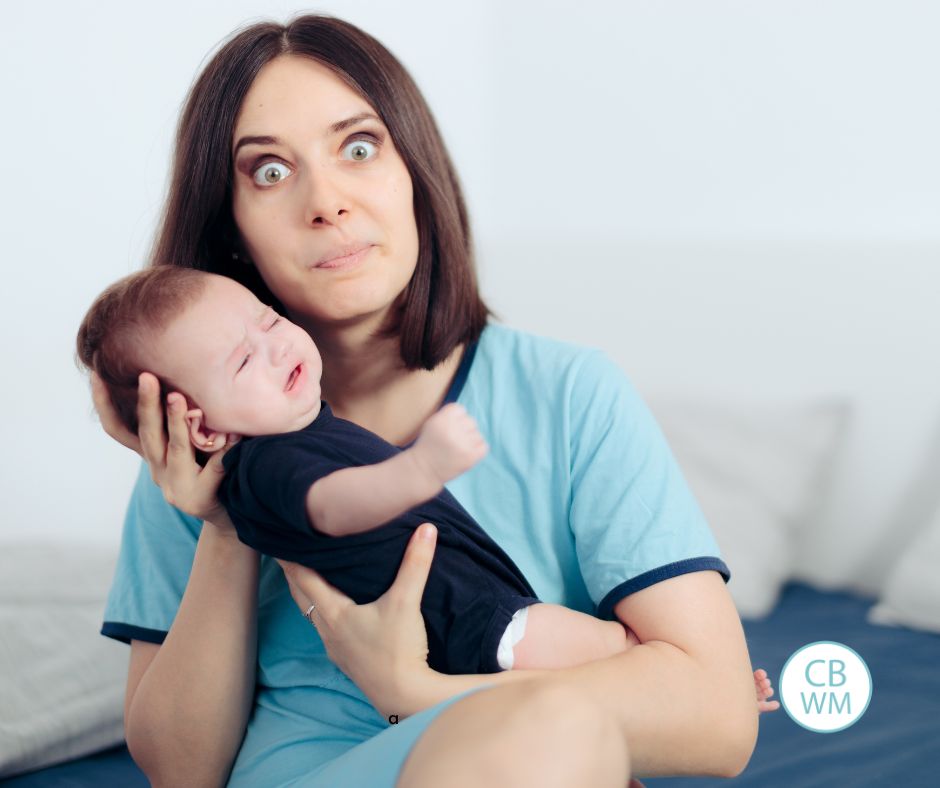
[231,55,419,330]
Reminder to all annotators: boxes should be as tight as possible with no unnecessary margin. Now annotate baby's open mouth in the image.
[286,364,301,391]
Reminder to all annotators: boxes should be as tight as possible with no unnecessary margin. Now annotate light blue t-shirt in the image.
[102,323,729,786]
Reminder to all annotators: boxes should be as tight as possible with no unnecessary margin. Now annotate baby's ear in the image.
[184,408,227,453]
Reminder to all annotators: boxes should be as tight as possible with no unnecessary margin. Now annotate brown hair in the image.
[76,267,209,434]
[152,14,489,369]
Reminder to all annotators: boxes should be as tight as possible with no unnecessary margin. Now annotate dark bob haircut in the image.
[152,14,490,370]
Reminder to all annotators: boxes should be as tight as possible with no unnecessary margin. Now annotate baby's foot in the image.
[755,668,780,713]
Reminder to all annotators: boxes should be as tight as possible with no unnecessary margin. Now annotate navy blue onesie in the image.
[219,403,540,674]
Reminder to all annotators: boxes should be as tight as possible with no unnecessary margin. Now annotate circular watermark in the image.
[779,641,872,732]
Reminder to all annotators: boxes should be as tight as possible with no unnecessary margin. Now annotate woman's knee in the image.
[397,680,627,787]
[531,681,626,747]
[483,679,628,770]
[484,680,631,784]
[520,680,599,730]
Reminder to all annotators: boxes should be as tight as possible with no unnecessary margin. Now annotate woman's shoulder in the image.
[475,322,626,389]
[478,321,606,368]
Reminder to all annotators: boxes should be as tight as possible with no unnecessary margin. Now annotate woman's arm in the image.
[400,571,756,778]
[94,373,259,786]
[124,519,260,788]
[605,570,757,776]
[278,531,755,777]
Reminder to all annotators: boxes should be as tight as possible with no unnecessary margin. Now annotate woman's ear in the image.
[184,408,227,452]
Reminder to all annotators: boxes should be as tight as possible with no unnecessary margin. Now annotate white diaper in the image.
[495,606,530,670]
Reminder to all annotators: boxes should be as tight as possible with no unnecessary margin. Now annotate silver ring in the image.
[303,603,318,625]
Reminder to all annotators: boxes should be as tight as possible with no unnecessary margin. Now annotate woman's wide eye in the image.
[252,162,293,186]
[342,139,377,162]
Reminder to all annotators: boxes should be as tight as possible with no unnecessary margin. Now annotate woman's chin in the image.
[306,300,401,334]
[292,269,412,329]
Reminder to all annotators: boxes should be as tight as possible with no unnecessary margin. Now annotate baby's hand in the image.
[413,404,488,485]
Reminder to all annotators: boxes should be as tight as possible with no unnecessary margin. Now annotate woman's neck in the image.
[305,316,465,446]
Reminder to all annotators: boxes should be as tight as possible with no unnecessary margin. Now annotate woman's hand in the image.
[277,523,439,719]
[91,370,236,524]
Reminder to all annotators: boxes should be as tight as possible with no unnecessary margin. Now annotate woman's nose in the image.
[303,168,350,227]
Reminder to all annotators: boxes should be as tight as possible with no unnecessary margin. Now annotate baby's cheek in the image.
[223,401,263,435]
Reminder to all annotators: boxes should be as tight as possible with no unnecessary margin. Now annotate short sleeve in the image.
[221,435,348,550]
[566,350,730,620]
[101,461,202,644]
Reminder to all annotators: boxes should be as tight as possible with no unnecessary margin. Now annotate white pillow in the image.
[0,541,128,778]
[868,504,940,634]
[648,395,847,619]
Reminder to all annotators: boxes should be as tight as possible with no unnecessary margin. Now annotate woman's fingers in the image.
[165,393,192,461]
[276,560,313,610]
[90,372,141,453]
[163,392,198,490]
[137,372,168,467]
[90,371,230,521]
[276,560,351,626]
[277,534,436,717]
[387,524,437,609]
[277,525,436,617]
[202,435,238,479]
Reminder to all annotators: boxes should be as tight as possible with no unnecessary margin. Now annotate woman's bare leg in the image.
[396,680,631,788]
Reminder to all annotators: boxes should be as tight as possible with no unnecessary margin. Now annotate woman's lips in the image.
[313,244,372,270]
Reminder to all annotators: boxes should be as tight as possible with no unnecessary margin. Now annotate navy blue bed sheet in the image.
[0,744,145,787]
[646,582,940,788]
[4,582,938,787]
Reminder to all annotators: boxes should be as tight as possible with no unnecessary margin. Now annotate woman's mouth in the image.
[313,244,373,270]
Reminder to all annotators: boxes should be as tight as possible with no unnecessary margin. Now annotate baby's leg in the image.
[509,603,636,671]
[755,668,780,713]
[506,605,781,718]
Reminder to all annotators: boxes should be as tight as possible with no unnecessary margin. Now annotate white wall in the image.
[2,2,938,595]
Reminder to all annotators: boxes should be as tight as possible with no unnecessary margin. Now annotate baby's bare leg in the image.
[511,604,780,723]
[755,668,781,713]
[511,603,637,670]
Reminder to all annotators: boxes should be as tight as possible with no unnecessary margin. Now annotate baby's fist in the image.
[413,403,488,485]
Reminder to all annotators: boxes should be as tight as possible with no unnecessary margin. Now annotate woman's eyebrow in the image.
[328,112,381,134]
[233,134,280,155]
[233,115,381,155]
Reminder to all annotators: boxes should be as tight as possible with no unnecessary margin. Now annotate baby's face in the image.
[144,274,323,438]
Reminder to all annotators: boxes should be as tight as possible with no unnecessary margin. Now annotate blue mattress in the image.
[0,744,146,787]
[646,582,940,787]
[5,582,938,787]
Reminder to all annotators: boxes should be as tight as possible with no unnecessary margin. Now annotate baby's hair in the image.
[76,266,211,434]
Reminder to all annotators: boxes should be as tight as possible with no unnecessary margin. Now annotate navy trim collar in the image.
[443,338,479,405]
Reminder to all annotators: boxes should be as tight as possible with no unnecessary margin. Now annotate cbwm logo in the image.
[779,641,872,733]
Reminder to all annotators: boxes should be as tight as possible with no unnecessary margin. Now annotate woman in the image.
[94,15,761,787]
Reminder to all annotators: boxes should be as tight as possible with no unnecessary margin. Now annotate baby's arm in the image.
[307,404,487,537]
